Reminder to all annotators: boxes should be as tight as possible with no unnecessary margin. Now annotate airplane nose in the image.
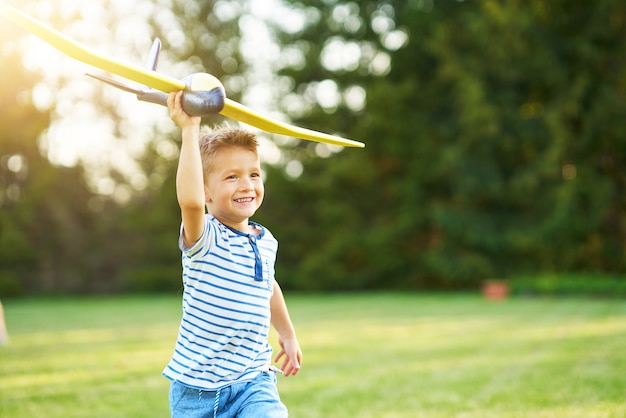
[181,73,226,116]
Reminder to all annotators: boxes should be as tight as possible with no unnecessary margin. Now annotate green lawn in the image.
[1,293,625,417]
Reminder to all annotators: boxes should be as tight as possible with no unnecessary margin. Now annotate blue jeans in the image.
[169,371,288,418]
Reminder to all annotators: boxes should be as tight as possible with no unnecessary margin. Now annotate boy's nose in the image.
[240,178,254,191]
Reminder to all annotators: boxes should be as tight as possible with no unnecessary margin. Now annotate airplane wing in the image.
[222,99,365,148]
[2,6,365,148]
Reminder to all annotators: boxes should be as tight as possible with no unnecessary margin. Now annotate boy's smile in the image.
[205,146,264,232]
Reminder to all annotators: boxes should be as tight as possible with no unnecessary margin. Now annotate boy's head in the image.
[199,125,264,229]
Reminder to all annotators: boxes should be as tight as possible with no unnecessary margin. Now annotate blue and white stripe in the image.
[163,214,277,390]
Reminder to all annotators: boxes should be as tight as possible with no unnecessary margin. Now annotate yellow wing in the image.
[2,6,365,148]
[1,6,184,92]
[222,99,364,148]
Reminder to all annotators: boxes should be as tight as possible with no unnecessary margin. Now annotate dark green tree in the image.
[258,0,626,290]
[4,0,624,295]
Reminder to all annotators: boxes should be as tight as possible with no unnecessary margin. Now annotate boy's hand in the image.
[167,91,201,129]
[274,335,302,377]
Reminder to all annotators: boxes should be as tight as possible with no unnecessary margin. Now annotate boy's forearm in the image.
[169,91,204,247]
[270,282,297,338]
[176,123,206,247]
[176,125,204,209]
[270,281,302,375]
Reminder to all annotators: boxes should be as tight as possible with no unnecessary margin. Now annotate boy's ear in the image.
[204,186,212,203]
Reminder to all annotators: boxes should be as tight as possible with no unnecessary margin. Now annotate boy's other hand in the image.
[274,336,302,377]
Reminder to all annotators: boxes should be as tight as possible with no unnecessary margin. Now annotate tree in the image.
[258,0,626,290]
[3,0,624,295]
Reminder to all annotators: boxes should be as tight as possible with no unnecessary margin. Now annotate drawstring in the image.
[213,388,221,418]
[199,388,220,418]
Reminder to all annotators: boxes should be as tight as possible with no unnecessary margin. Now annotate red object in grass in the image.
[482,280,509,300]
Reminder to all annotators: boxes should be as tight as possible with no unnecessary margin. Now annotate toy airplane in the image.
[1,6,364,148]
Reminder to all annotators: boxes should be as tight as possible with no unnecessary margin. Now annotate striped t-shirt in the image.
[163,214,277,390]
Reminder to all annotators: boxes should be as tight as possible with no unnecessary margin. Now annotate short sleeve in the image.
[178,216,212,256]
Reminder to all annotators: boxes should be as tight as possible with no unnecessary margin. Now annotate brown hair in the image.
[198,125,259,181]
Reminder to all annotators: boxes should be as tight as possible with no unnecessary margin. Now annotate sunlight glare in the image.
[2,0,335,195]
[5,0,164,181]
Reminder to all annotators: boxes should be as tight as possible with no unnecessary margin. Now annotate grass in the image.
[1,293,625,417]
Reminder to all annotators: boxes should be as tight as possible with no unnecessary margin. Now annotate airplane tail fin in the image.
[86,38,169,106]
[145,38,161,71]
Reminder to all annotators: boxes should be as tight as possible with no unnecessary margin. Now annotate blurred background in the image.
[1,0,625,297]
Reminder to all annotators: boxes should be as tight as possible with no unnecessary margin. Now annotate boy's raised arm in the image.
[168,91,205,248]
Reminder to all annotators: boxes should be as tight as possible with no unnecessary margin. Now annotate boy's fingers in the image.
[274,349,285,363]
[282,353,301,376]
[167,91,183,110]
[167,92,179,115]
[285,362,300,376]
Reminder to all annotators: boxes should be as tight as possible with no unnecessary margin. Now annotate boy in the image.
[164,91,302,417]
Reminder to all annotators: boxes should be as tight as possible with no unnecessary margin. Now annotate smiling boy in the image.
[164,91,301,418]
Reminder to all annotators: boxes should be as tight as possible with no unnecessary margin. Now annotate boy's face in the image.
[204,146,264,231]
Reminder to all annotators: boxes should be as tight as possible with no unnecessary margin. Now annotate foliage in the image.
[261,0,626,291]
[1,0,625,294]
[511,273,626,298]
[2,294,626,417]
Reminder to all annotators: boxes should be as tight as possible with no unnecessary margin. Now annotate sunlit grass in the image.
[1,294,625,417]
[1,296,179,417]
